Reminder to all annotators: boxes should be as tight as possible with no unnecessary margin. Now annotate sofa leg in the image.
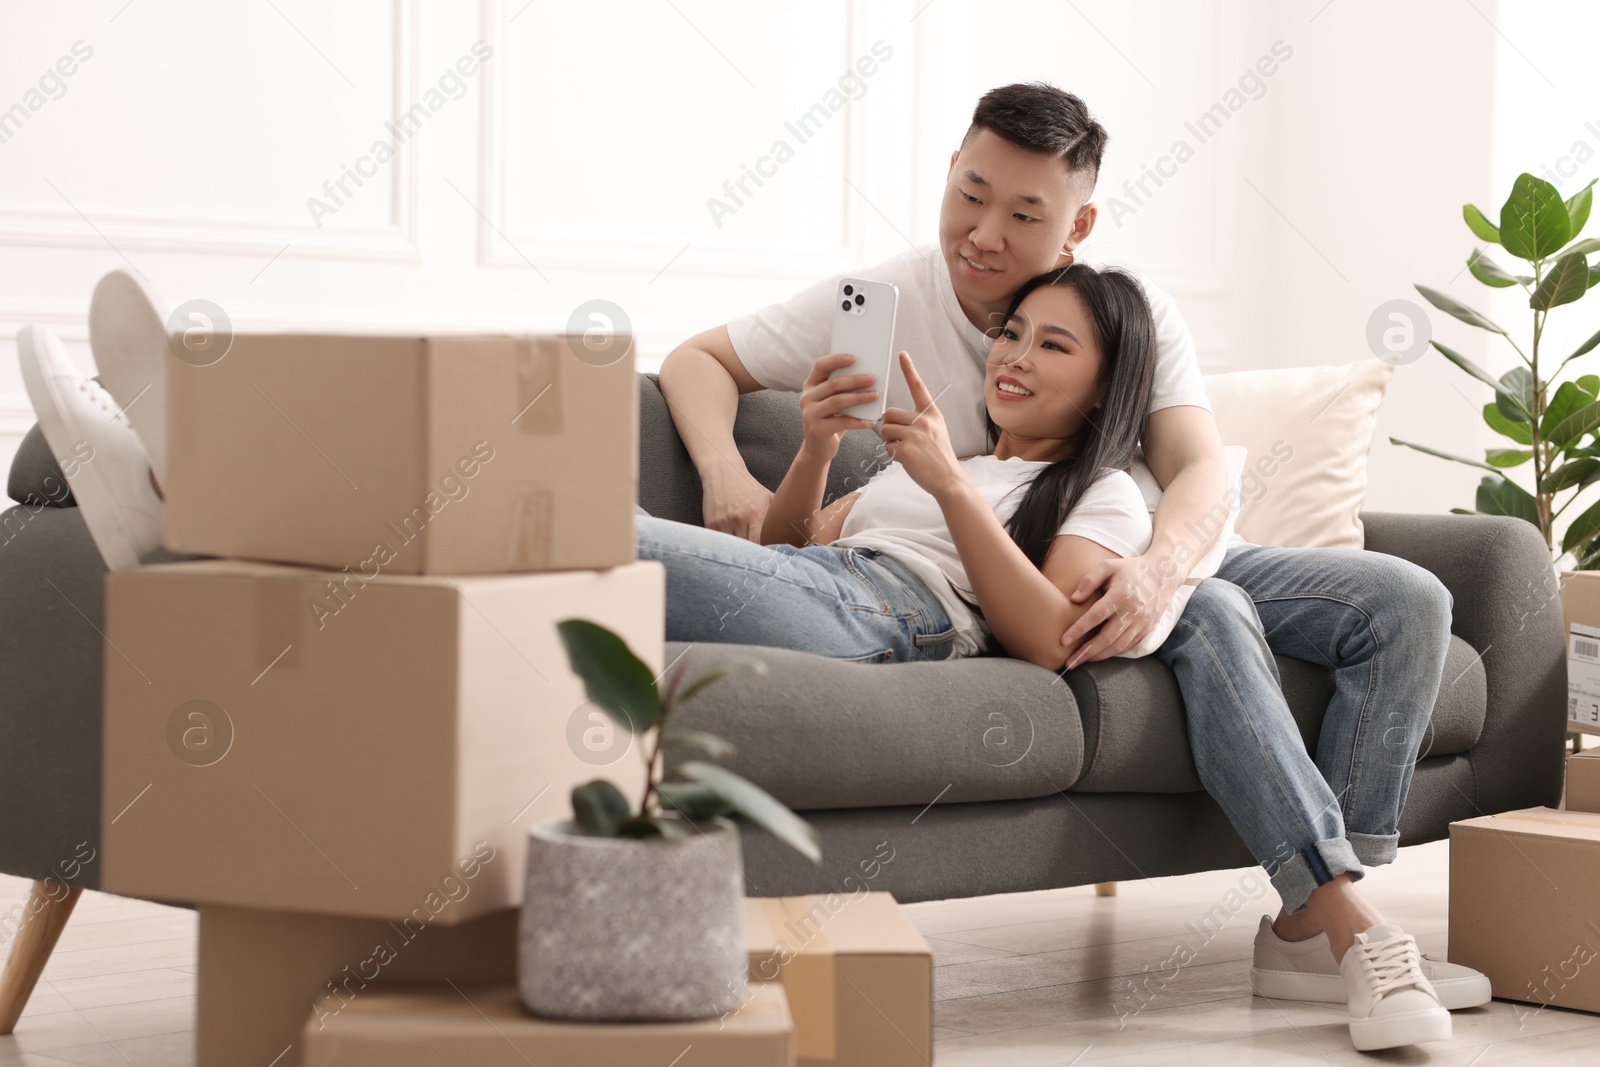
[1094,882,1117,897]
[0,881,81,1033]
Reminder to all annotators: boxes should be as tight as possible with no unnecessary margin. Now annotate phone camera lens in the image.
[854,294,865,306]
[843,284,854,296]
[841,300,851,311]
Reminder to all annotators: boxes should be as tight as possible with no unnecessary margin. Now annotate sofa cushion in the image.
[1063,633,1488,793]
[660,641,1085,811]
[8,422,76,508]
[638,373,887,526]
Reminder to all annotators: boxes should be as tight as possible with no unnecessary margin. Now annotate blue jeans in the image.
[632,504,958,663]
[1155,542,1454,913]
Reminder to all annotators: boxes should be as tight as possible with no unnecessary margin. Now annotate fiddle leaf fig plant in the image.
[555,618,822,864]
[1391,172,1600,566]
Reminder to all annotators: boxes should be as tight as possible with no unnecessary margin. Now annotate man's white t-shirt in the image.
[725,243,1235,659]
[832,459,1150,659]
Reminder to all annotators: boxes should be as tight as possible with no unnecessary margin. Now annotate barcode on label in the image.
[1578,638,1600,659]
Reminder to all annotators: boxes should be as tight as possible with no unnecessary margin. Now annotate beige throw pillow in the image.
[1203,360,1395,550]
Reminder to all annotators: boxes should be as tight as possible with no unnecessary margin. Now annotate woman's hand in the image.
[879,351,965,501]
[800,352,878,462]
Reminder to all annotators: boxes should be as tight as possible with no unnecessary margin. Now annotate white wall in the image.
[1,0,1589,526]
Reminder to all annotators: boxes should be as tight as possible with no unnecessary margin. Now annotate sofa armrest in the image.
[1359,510,1566,817]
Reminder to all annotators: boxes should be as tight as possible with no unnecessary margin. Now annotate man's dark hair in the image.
[962,82,1108,195]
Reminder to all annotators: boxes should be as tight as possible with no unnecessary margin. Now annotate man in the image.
[651,81,1481,1051]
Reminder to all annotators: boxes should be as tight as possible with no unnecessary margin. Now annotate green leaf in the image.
[1546,400,1600,451]
[1497,366,1535,425]
[1415,284,1509,335]
[1467,248,1531,288]
[1573,328,1600,363]
[1564,494,1600,555]
[572,779,632,837]
[1530,251,1593,311]
[656,780,735,821]
[1464,203,1501,244]
[1432,339,1528,415]
[1389,437,1500,473]
[1486,448,1533,468]
[660,729,738,761]
[1544,458,1600,494]
[556,619,662,734]
[1485,403,1532,445]
[1475,475,1540,526]
[1592,263,1600,290]
[604,819,668,844]
[1500,172,1572,260]
[1542,379,1598,437]
[1566,178,1597,239]
[1558,237,1600,258]
[1449,507,1480,516]
[677,760,822,865]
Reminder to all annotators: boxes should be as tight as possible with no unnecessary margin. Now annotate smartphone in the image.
[827,277,899,422]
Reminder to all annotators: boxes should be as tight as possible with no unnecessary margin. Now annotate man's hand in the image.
[1059,554,1181,669]
[701,469,773,541]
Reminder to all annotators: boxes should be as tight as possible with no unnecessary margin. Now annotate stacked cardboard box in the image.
[1559,571,1600,736]
[286,892,933,1067]
[299,981,794,1066]
[99,331,667,1067]
[1569,748,1600,813]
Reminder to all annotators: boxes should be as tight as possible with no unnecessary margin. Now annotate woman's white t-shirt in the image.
[831,457,1151,659]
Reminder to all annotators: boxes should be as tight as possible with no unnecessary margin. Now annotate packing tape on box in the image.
[253,577,308,672]
[759,897,837,1061]
[514,337,563,436]
[509,488,554,570]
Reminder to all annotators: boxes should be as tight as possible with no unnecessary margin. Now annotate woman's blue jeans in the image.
[633,504,958,663]
[1155,542,1455,914]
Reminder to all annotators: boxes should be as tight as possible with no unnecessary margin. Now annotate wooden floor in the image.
[2,838,1598,1065]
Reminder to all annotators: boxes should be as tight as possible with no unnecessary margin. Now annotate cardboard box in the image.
[1449,806,1600,1013]
[198,903,521,1067]
[1559,570,1600,735]
[165,332,636,573]
[744,893,932,1066]
[1568,749,1600,813]
[299,980,793,1067]
[102,558,662,922]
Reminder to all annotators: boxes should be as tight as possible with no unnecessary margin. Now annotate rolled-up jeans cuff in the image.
[1347,831,1398,868]
[1268,838,1365,914]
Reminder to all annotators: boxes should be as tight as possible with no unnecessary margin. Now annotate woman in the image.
[635,263,1160,668]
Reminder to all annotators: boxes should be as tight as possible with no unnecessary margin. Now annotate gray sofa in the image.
[0,371,1568,919]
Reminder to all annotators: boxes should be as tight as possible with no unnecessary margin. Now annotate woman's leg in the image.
[634,505,955,663]
[1153,578,1366,928]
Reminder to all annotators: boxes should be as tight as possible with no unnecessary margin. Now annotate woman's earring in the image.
[1061,250,1076,267]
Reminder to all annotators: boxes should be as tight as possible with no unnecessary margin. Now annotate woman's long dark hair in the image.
[982,263,1157,573]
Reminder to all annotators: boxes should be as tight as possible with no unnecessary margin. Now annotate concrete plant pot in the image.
[517,815,747,1020]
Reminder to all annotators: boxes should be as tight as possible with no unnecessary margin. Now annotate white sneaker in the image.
[18,325,163,571]
[88,269,169,487]
[1340,922,1452,1051]
[1250,915,1490,1009]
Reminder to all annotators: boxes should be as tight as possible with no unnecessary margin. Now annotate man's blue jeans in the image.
[1155,541,1455,914]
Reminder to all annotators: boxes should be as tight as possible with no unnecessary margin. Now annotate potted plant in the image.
[1391,171,1599,751]
[517,618,822,1022]
[1392,172,1599,556]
